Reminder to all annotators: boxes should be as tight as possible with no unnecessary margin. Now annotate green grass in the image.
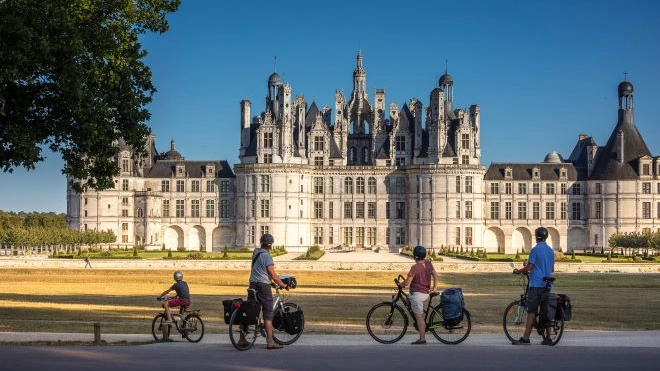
[1,269,659,336]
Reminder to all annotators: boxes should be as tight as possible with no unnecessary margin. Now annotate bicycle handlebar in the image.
[157,296,175,301]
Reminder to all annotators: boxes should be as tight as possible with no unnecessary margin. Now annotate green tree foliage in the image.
[0,0,180,192]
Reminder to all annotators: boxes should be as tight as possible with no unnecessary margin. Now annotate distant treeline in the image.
[0,210,66,229]
[0,210,115,248]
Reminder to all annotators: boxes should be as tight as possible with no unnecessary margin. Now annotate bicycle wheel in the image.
[228,307,258,351]
[541,319,564,346]
[429,306,472,344]
[151,313,180,341]
[365,302,408,344]
[183,313,205,343]
[503,300,526,343]
[272,303,304,345]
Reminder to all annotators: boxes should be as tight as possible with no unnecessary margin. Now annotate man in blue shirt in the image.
[512,227,555,345]
[246,233,289,349]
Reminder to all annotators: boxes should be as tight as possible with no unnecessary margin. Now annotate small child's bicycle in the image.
[152,296,205,343]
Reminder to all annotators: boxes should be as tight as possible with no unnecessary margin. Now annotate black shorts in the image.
[249,282,274,320]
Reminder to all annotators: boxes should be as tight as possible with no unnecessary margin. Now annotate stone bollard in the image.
[162,322,170,341]
[93,322,101,344]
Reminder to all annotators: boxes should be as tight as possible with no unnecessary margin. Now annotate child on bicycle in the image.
[157,270,191,323]
[399,245,438,344]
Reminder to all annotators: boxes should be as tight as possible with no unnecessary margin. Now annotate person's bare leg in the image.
[522,313,536,340]
[265,319,281,348]
[164,302,172,322]
[415,313,426,341]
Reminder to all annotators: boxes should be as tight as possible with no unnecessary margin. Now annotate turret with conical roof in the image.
[588,79,652,180]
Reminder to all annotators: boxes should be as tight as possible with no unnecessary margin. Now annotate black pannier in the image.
[556,294,572,321]
[540,292,558,322]
[222,298,243,324]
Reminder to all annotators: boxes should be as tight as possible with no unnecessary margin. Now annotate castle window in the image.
[206,200,215,218]
[122,179,129,191]
[356,177,365,194]
[176,180,185,192]
[461,134,470,149]
[263,132,273,148]
[220,199,231,218]
[191,180,200,193]
[368,177,377,194]
[260,175,270,192]
[490,202,499,219]
[313,136,324,151]
[642,182,651,194]
[161,180,170,192]
[344,177,353,194]
[490,183,499,194]
[191,200,200,217]
[395,136,405,151]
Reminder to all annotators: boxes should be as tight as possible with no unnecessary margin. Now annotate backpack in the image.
[556,294,572,321]
[540,292,559,323]
[440,288,464,326]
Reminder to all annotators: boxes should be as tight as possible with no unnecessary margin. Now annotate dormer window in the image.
[532,167,540,179]
[176,164,185,177]
[505,167,512,179]
[560,168,567,179]
[207,165,215,178]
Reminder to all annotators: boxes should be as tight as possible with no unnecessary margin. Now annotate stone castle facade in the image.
[67,53,659,254]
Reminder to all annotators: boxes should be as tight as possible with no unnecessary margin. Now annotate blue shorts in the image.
[525,287,547,315]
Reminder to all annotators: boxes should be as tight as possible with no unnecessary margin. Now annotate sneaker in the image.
[411,339,427,345]
[512,337,531,345]
[541,339,553,346]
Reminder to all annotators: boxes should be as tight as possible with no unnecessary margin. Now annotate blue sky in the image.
[1,0,659,213]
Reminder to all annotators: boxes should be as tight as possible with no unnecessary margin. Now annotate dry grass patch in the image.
[1,269,659,334]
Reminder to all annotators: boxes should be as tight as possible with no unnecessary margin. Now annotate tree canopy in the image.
[0,0,180,192]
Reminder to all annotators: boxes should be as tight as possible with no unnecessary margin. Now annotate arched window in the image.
[349,147,357,163]
[344,177,354,194]
[361,147,369,164]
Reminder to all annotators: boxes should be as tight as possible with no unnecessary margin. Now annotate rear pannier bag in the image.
[556,294,572,321]
[222,298,243,324]
[440,288,464,326]
[540,292,558,322]
[240,299,261,326]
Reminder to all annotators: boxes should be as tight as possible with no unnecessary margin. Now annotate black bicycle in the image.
[152,296,205,343]
[502,267,564,346]
[366,274,471,344]
[228,275,304,351]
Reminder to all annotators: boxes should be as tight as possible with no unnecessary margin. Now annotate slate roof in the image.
[145,160,235,178]
[484,162,578,181]
[588,109,652,180]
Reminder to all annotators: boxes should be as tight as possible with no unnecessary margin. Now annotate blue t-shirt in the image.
[527,241,555,288]
[169,281,191,302]
[249,248,274,284]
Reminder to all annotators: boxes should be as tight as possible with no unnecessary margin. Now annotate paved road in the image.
[1,331,659,371]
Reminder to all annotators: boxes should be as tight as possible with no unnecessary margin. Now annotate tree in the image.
[0,0,180,192]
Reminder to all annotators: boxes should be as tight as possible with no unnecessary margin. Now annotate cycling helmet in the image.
[260,233,274,248]
[173,271,183,282]
[413,245,427,260]
[535,227,549,242]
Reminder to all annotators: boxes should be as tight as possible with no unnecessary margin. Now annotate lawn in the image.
[1,268,659,336]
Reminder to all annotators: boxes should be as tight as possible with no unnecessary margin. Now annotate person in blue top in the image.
[157,271,191,323]
[512,226,555,345]
[245,233,289,349]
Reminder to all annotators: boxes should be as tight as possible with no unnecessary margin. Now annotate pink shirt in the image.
[408,260,435,294]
